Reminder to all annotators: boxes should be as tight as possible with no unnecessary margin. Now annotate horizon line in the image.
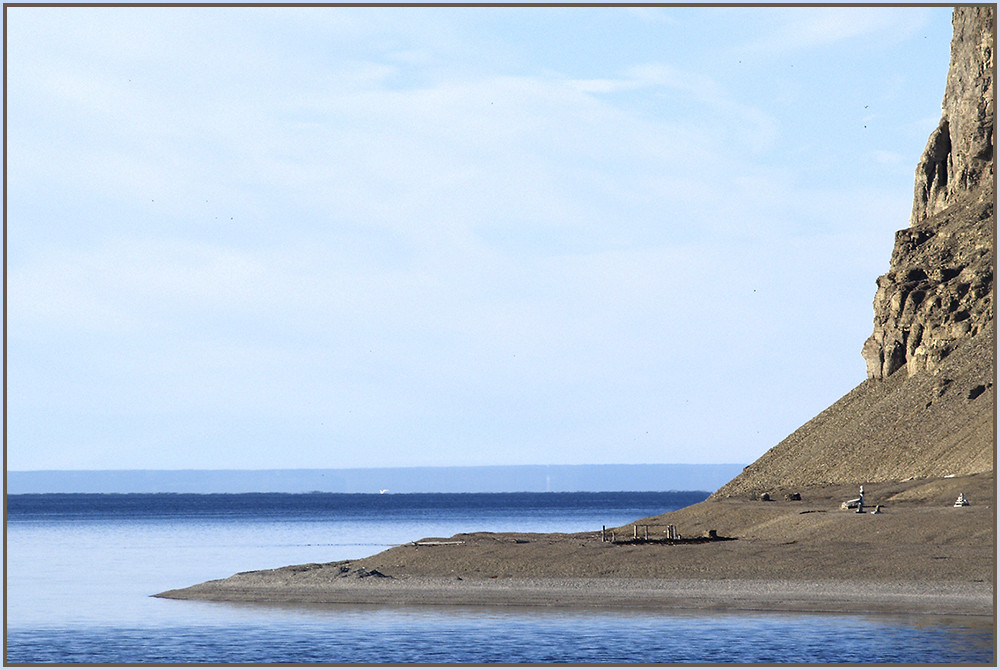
[8,462,747,473]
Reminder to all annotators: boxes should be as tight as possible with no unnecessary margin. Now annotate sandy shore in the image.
[157,576,993,617]
[156,475,995,617]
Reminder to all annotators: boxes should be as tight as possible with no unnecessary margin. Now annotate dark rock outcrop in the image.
[714,8,995,498]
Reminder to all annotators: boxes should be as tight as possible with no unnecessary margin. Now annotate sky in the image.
[6,6,955,471]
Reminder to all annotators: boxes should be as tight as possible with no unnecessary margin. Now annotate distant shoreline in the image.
[5,463,745,494]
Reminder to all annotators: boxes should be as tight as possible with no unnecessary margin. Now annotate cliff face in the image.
[910,7,995,226]
[863,7,995,380]
[713,8,995,498]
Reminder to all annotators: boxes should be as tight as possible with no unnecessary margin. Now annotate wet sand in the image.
[158,576,992,617]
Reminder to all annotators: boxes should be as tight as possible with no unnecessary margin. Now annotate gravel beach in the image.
[157,474,995,617]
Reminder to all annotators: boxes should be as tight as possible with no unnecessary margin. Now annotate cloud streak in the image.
[6,6,954,470]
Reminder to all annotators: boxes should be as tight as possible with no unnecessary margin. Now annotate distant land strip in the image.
[5,463,746,495]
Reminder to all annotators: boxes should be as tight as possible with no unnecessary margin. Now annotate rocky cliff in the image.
[864,7,995,380]
[714,8,995,498]
[910,7,995,227]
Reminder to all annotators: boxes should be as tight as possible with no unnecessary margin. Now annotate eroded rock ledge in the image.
[862,184,994,379]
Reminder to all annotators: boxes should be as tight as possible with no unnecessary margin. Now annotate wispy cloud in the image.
[734,6,934,59]
[622,7,682,26]
[6,6,951,469]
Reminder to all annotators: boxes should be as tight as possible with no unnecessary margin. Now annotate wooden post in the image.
[633,525,637,539]
[644,525,649,540]
[602,525,606,542]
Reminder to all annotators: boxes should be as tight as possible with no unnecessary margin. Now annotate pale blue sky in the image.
[7,6,954,470]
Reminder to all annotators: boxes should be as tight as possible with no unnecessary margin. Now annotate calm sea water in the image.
[6,491,994,664]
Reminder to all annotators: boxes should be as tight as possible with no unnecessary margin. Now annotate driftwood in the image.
[610,534,735,546]
[841,497,862,509]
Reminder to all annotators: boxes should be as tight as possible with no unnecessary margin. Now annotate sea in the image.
[5,491,994,665]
